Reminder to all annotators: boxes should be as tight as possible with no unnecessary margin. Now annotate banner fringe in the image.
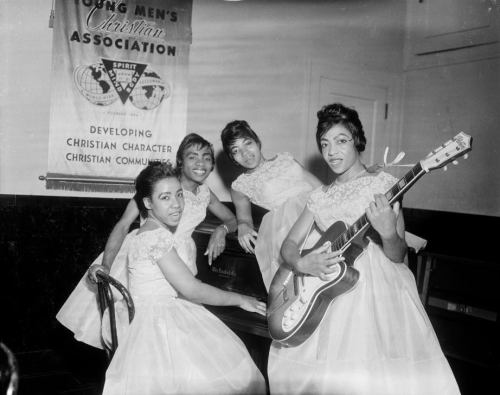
[46,179,135,193]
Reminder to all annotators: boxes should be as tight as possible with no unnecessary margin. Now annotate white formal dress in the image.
[102,226,266,395]
[232,152,315,290]
[56,184,212,349]
[267,172,460,395]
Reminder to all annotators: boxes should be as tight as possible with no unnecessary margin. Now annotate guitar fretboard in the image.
[331,163,426,251]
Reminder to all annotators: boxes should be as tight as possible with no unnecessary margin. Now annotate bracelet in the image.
[218,223,229,233]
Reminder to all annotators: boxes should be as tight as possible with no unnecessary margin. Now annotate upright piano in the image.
[193,203,271,376]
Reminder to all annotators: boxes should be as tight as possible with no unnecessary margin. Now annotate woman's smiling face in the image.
[180,144,214,184]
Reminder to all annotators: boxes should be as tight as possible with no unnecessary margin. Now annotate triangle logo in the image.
[101,59,148,104]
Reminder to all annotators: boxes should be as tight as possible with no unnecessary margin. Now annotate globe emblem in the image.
[74,64,118,106]
[129,68,170,110]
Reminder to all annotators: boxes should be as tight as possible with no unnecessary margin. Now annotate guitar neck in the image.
[332,163,426,251]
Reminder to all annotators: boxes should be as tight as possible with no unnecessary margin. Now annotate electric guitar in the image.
[267,132,472,347]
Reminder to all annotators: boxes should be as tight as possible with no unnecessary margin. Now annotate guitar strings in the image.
[330,162,424,253]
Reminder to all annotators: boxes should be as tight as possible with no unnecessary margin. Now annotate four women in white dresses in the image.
[57,111,460,394]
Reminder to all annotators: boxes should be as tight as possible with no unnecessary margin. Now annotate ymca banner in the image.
[46,0,192,192]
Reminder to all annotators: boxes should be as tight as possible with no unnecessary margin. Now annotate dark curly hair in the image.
[315,103,366,153]
[176,133,215,172]
[133,161,178,218]
[220,120,262,165]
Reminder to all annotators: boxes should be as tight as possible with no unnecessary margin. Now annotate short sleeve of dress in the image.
[231,174,246,195]
[231,152,294,196]
[377,171,398,194]
[147,228,175,263]
[306,186,324,214]
[197,183,211,201]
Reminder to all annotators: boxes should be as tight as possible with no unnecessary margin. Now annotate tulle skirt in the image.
[268,242,460,395]
[56,230,198,349]
[102,297,266,395]
[55,230,137,349]
[255,191,311,291]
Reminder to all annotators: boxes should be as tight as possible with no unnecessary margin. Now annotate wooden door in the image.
[303,64,400,184]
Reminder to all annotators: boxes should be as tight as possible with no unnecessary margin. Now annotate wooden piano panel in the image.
[194,227,267,300]
[193,211,272,379]
[193,223,270,338]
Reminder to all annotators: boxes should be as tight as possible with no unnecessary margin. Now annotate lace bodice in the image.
[176,183,210,237]
[231,152,313,210]
[128,183,210,299]
[127,227,194,301]
[307,172,396,231]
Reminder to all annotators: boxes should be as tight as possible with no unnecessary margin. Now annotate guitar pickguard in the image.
[281,264,342,332]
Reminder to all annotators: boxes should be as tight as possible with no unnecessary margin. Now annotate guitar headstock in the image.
[420,132,472,172]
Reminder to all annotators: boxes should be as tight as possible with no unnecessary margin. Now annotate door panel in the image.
[309,77,388,183]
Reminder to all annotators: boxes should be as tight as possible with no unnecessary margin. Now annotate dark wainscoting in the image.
[0,194,132,352]
[404,208,500,394]
[404,207,498,262]
[1,194,499,393]
[0,194,131,394]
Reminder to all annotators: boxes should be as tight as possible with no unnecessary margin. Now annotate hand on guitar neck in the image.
[365,196,406,264]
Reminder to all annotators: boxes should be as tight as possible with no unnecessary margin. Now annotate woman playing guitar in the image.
[267,103,460,395]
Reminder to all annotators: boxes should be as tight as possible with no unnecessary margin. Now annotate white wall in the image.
[401,58,500,216]
[188,0,406,200]
[1,0,56,195]
[2,0,497,216]
[400,0,500,216]
[0,0,406,200]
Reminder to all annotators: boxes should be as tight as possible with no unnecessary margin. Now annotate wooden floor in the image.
[428,311,499,395]
[16,347,105,395]
[447,357,498,395]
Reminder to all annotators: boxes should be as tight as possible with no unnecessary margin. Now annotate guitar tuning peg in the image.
[452,160,458,165]
[443,166,448,171]
[464,154,469,159]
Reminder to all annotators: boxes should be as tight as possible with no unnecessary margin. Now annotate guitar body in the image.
[267,221,365,347]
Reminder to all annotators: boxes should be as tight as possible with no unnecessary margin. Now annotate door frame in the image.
[300,60,404,171]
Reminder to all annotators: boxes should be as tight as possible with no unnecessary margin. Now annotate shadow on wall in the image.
[304,154,331,185]
[215,150,245,190]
